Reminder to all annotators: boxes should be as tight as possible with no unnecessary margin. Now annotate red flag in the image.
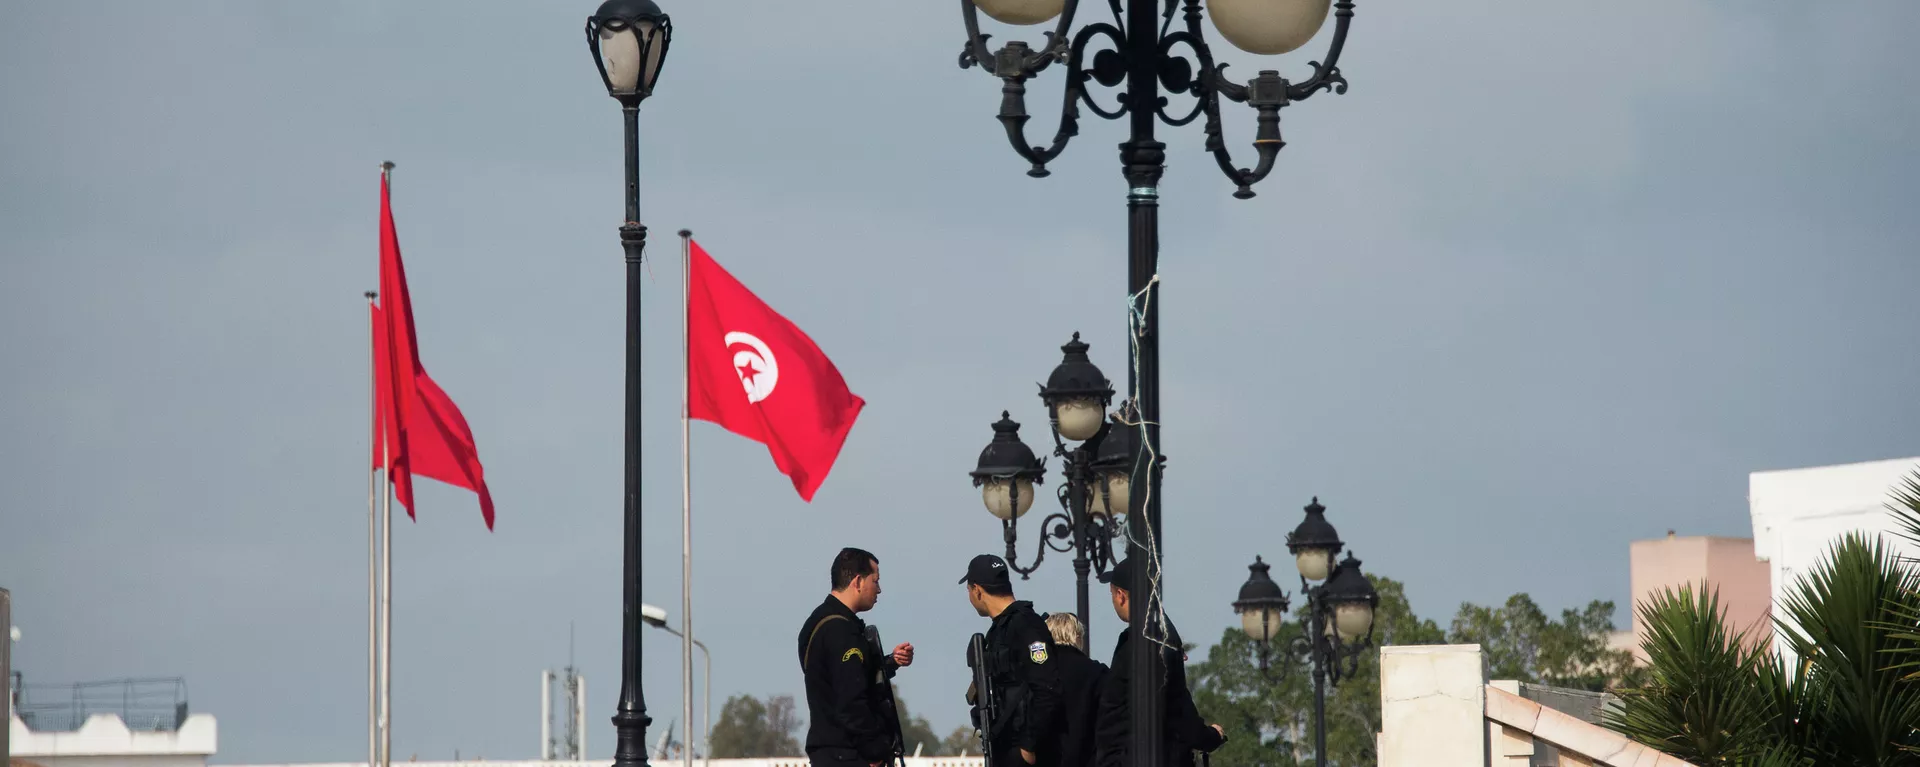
[374,173,497,529]
[687,241,864,501]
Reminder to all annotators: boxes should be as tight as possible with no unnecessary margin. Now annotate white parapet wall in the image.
[9,714,216,767]
[1377,644,1488,767]
[223,761,983,767]
[1377,645,1701,767]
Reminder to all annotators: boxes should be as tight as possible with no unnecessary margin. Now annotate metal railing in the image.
[13,677,189,732]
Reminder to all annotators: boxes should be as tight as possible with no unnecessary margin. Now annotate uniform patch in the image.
[842,647,865,663]
[1029,641,1049,664]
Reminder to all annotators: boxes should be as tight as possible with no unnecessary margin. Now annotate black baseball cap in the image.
[958,554,1013,589]
[1097,557,1135,588]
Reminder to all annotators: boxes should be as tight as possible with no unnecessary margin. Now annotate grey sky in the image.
[2,0,1916,763]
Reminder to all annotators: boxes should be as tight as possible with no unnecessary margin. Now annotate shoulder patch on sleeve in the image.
[842,647,865,663]
[1029,641,1048,664]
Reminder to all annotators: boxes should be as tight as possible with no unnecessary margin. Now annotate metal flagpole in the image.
[380,157,397,767]
[380,437,393,767]
[367,290,380,767]
[678,229,694,767]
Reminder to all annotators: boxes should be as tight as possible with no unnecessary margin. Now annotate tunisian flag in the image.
[373,173,497,529]
[687,241,864,501]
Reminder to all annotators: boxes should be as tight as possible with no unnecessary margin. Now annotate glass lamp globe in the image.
[1334,601,1374,641]
[974,0,1066,26]
[1240,606,1285,641]
[1088,471,1131,517]
[1207,0,1331,55]
[983,477,1038,520]
[1054,397,1106,442]
[1295,548,1334,582]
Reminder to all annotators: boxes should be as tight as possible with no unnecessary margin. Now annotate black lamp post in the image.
[970,333,1131,646]
[955,2,1358,762]
[585,2,672,767]
[1230,498,1380,767]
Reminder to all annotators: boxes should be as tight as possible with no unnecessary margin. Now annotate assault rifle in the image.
[866,626,908,767]
[966,632,996,764]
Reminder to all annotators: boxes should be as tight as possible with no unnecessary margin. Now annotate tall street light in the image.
[640,604,709,762]
[586,2,673,767]
[1228,498,1379,767]
[969,333,1133,644]
[953,2,1358,762]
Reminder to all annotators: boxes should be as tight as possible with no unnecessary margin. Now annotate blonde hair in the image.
[1045,612,1085,650]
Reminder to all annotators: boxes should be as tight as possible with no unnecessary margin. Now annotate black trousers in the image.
[807,747,869,767]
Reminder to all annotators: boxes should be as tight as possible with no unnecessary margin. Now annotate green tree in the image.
[939,725,981,757]
[1189,575,1442,766]
[889,688,942,757]
[1447,593,1640,691]
[708,694,803,758]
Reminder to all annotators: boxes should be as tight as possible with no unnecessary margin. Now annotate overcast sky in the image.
[3,0,1918,763]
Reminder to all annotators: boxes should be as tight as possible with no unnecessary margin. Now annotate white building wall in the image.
[1749,456,1920,670]
[9,713,215,767]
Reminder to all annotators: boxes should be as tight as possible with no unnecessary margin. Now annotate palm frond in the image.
[1775,533,1920,765]
[1603,583,1793,764]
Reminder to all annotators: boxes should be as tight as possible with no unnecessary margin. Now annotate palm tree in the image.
[1606,524,1920,765]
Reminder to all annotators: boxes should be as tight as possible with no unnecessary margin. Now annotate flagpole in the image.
[379,161,396,767]
[678,229,694,767]
[366,289,380,767]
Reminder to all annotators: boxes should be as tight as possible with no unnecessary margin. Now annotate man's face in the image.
[853,562,882,611]
[1110,584,1130,624]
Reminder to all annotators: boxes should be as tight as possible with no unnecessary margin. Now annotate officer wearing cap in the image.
[1091,557,1224,767]
[960,554,1064,767]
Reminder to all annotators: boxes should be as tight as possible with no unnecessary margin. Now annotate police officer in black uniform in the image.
[798,548,915,767]
[960,554,1063,767]
[1092,557,1224,767]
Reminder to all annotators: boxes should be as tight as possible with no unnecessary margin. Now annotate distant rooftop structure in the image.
[1627,532,1770,662]
[13,678,190,734]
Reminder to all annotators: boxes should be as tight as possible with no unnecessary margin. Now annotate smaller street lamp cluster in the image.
[1230,497,1381,767]
[969,333,1140,644]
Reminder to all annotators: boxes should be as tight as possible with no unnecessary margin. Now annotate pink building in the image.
[1625,532,1771,660]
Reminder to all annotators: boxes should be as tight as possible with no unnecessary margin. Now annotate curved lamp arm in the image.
[1170,0,1357,198]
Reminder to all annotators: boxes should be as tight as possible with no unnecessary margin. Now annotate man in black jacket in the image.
[1043,613,1107,767]
[1092,558,1225,767]
[960,554,1063,767]
[798,548,915,766]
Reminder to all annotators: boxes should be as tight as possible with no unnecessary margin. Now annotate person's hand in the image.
[966,681,978,706]
[892,642,915,667]
[1210,724,1226,739]
[1020,748,1037,764]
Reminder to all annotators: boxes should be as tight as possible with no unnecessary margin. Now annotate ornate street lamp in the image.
[1230,498,1380,767]
[971,411,1048,521]
[954,3,1359,760]
[1231,557,1290,666]
[1286,496,1343,582]
[971,333,1130,645]
[585,2,672,767]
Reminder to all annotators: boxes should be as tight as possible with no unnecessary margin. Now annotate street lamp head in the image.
[971,411,1047,520]
[1087,401,1137,517]
[1321,553,1379,642]
[1039,332,1114,442]
[972,0,1066,26]
[640,602,668,628]
[1285,496,1343,582]
[1232,556,1291,641]
[8,626,18,642]
[1206,0,1333,56]
[586,0,672,105]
